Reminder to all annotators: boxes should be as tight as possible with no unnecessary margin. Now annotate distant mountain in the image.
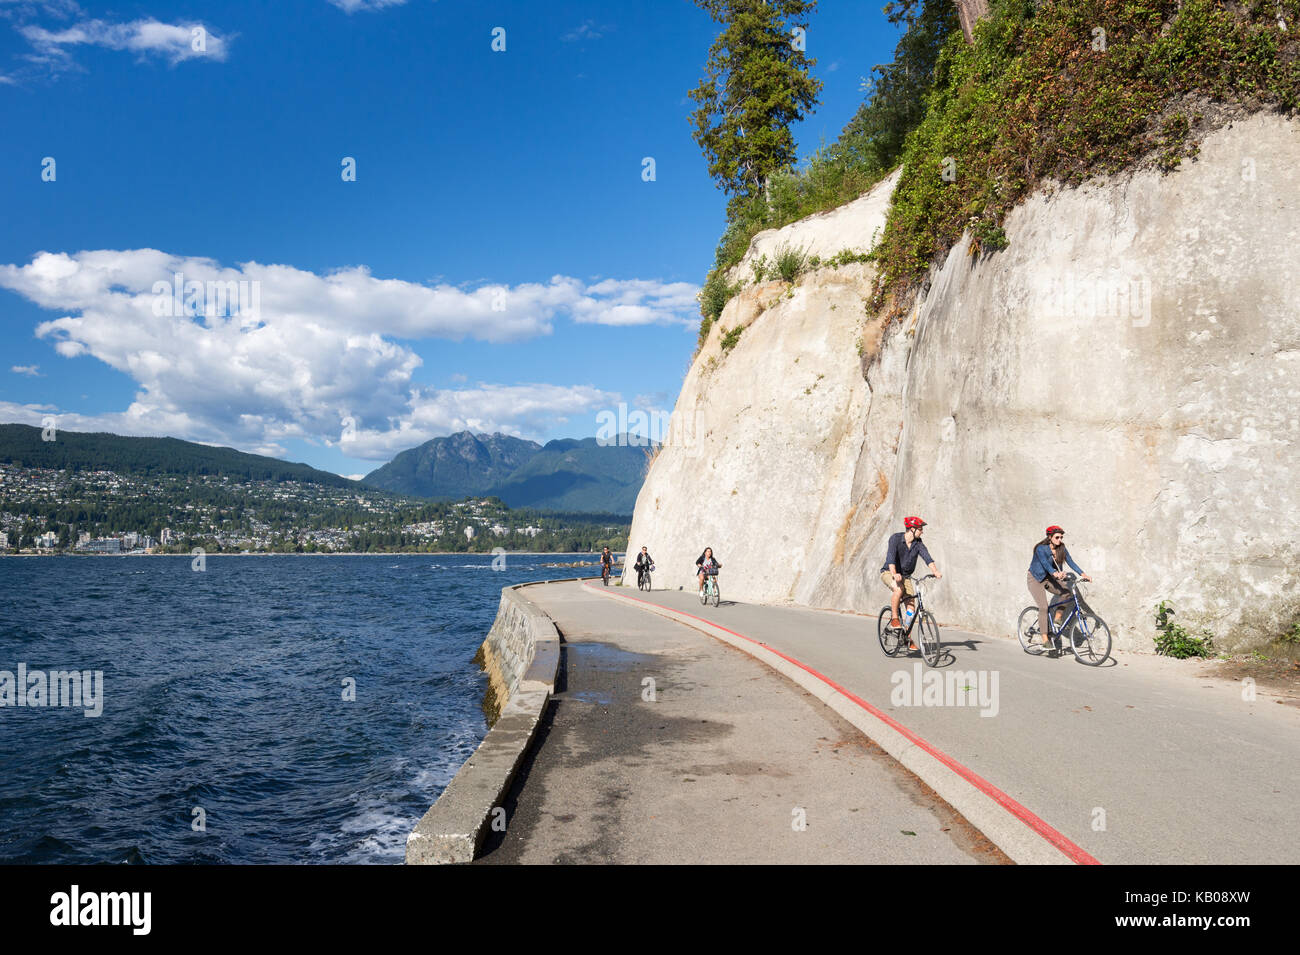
[362,432,542,498]
[361,431,655,515]
[0,424,357,488]
[490,437,652,515]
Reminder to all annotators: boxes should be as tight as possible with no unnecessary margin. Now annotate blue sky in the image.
[1,0,901,477]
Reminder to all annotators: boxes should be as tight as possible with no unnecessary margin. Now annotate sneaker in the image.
[889,617,903,629]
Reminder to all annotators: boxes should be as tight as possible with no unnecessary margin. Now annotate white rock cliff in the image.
[626,113,1299,651]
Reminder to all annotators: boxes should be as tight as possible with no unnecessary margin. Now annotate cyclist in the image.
[633,546,655,588]
[695,547,721,596]
[600,546,614,585]
[881,516,942,649]
[1027,525,1092,644]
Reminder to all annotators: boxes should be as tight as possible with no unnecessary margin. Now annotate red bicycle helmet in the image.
[1045,525,1064,536]
[904,516,926,529]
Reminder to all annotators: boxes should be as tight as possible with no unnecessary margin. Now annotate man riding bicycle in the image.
[600,546,614,584]
[881,516,942,649]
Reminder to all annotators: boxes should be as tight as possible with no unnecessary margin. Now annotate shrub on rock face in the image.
[775,245,810,282]
[698,270,742,349]
[1154,601,1216,658]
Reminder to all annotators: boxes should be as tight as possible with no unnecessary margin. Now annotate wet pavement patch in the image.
[564,641,657,670]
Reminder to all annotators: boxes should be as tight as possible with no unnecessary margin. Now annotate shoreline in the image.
[0,551,625,559]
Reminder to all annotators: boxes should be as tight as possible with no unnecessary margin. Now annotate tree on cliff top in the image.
[833,0,958,175]
[689,0,823,213]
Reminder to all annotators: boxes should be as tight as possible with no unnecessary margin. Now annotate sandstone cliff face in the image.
[627,113,1300,651]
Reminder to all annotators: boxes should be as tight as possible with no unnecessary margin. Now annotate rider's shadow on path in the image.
[931,635,988,668]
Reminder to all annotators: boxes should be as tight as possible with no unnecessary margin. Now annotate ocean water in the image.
[0,553,600,864]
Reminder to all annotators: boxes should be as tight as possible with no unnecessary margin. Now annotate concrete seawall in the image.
[405,580,571,864]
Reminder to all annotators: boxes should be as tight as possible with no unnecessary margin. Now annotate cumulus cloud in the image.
[570,278,699,326]
[0,249,693,459]
[337,382,618,460]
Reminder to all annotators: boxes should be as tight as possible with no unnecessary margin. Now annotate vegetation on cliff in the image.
[871,0,1300,313]
[694,0,1300,337]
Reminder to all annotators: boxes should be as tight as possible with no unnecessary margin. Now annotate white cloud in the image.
[562,20,611,42]
[327,0,407,13]
[571,278,699,326]
[338,382,618,460]
[16,17,231,74]
[0,249,693,459]
[10,364,41,375]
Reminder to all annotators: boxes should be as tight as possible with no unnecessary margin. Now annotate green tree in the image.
[689,0,823,212]
[834,0,958,176]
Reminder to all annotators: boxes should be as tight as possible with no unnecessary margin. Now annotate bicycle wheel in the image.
[699,581,707,605]
[711,578,720,607]
[1071,613,1111,666]
[877,608,902,656]
[919,612,942,667]
[643,572,651,591]
[1017,606,1046,655]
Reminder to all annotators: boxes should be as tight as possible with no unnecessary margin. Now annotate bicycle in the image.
[699,567,720,607]
[637,564,654,591]
[601,560,612,586]
[1016,573,1111,666]
[877,574,942,667]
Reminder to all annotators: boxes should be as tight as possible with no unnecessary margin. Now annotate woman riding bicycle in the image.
[633,546,655,587]
[600,546,614,584]
[1027,525,1092,644]
[696,547,721,596]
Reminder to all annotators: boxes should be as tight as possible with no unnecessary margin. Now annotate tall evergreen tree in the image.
[689,0,823,212]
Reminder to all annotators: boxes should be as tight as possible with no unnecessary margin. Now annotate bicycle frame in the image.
[898,577,930,636]
[1044,579,1087,642]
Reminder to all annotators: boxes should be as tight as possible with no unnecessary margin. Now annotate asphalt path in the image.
[596,580,1300,864]
[476,581,1010,864]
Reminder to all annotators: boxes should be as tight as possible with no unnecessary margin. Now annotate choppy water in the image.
[0,554,598,863]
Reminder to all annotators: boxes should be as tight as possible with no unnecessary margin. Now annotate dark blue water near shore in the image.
[0,554,597,864]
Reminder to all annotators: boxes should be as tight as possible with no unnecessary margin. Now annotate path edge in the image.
[404,577,585,864]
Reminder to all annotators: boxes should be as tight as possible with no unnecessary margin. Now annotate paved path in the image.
[476,582,1009,864]
[590,582,1300,864]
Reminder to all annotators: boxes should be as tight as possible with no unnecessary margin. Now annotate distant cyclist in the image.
[881,516,942,649]
[633,546,655,587]
[695,547,721,596]
[600,546,614,585]
[1028,525,1091,644]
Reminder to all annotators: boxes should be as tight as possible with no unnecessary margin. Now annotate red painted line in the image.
[584,582,1101,866]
